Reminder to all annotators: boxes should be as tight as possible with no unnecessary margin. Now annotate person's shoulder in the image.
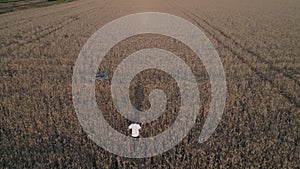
[129,123,141,128]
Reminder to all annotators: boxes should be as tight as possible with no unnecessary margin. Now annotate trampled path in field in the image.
[0,0,299,168]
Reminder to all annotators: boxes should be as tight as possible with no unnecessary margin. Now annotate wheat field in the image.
[0,0,299,168]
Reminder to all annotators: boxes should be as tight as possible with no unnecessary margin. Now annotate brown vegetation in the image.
[0,0,299,168]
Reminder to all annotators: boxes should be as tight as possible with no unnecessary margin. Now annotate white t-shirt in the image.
[128,123,141,137]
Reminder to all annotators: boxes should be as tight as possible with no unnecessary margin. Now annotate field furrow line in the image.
[0,0,96,29]
[198,16,300,86]
[192,17,300,108]
[1,16,80,48]
[0,2,108,52]
[169,1,300,108]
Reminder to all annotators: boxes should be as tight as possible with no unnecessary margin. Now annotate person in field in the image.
[128,123,142,138]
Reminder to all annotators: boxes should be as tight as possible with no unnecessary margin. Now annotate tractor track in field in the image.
[0,0,299,168]
[169,0,300,108]
[1,1,109,50]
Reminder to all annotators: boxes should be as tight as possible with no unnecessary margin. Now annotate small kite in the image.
[69,73,108,102]
[96,73,108,79]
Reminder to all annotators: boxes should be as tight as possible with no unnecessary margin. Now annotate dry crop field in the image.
[0,0,299,168]
[0,0,72,14]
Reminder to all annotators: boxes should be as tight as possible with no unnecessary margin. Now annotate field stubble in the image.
[0,0,299,168]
